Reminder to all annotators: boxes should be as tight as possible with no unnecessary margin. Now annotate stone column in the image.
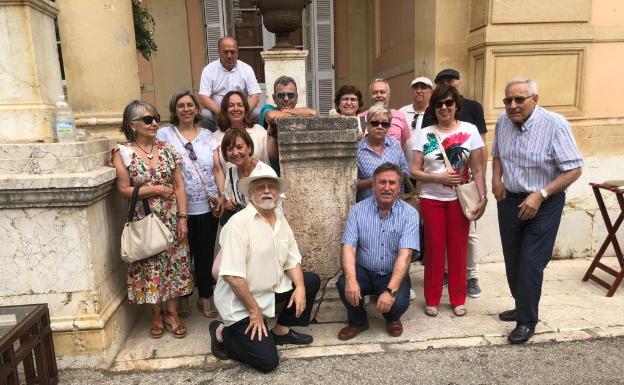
[277,117,358,281]
[261,50,309,107]
[55,0,140,138]
[0,0,63,142]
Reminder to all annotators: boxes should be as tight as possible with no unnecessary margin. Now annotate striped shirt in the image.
[492,106,582,193]
[357,136,409,201]
[342,196,420,275]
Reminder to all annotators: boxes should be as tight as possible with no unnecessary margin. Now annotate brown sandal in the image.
[164,311,187,338]
[197,298,218,318]
[150,310,165,339]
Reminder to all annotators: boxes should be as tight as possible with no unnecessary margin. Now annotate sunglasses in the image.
[134,115,161,125]
[411,113,421,129]
[502,95,534,106]
[434,100,455,109]
[276,92,297,100]
[369,120,391,129]
[184,142,197,161]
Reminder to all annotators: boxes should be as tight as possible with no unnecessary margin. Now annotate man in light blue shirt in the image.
[492,77,582,344]
[336,162,419,341]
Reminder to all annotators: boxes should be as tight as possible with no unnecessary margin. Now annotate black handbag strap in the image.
[127,185,152,222]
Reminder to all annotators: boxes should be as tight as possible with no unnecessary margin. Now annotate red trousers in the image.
[421,198,469,307]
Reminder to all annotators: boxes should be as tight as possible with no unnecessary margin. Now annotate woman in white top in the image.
[157,90,225,319]
[329,85,365,138]
[411,85,487,318]
[214,90,278,171]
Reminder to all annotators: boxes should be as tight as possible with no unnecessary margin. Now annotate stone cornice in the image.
[0,0,58,17]
[0,167,117,208]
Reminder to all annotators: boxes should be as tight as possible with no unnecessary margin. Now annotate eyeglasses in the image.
[434,100,455,109]
[184,142,197,161]
[411,113,421,129]
[134,115,160,125]
[176,103,196,110]
[369,120,391,129]
[276,92,297,100]
[340,97,359,103]
[502,95,534,106]
[254,183,279,192]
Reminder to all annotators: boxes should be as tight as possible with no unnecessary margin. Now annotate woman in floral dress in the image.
[109,100,193,339]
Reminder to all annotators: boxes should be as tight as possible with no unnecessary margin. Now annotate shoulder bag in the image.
[219,167,245,226]
[433,130,481,220]
[400,173,421,212]
[120,185,174,263]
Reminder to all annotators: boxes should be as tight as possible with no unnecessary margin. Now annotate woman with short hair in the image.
[109,100,192,338]
[356,104,409,202]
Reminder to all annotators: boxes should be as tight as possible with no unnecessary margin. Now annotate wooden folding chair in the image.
[582,183,624,296]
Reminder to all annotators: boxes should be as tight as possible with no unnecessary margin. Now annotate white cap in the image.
[410,77,433,88]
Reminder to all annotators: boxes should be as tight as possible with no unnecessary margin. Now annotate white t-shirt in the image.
[213,124,270,172]
[399,104,426,167]
[198,59,261,108]
[156,126,220,215]
[413,121,484,201]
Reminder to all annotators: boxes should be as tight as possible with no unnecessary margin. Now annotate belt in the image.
[506,191,531,199]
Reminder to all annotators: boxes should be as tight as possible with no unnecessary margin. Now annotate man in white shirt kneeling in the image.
[210,167,320,372]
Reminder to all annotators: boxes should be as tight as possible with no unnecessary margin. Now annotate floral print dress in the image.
[108,140,193,304]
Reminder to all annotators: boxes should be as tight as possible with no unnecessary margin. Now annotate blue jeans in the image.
[336,264,411,327]
[497,192,565,328]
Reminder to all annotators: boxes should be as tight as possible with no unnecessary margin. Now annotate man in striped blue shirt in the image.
[336,163,420,340]
[492,77,583,344]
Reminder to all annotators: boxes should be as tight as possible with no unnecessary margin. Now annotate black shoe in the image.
[499,309,517,322]
[272,329,313,345]
[209,320,228,360]
[508,325,535,344]
[443,272,448,288]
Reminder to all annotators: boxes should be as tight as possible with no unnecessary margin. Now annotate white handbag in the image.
[433,130,481,220]
[120,185,174,263]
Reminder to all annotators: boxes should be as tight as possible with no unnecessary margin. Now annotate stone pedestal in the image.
[261,50,308,107]
[0,138,135,369]
[277,117,358,281]
[0,0,63,142]
[55,0,140,139]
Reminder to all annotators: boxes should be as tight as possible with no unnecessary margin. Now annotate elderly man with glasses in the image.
[492,77,582,344]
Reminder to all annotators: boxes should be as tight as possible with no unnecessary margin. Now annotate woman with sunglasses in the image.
[356,104,409,202]
[411,85,487,318]
[215,90,278,171]
[109,100,193,339]
[156,90,225,319]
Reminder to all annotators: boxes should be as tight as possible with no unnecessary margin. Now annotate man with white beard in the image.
[209,167,320,372]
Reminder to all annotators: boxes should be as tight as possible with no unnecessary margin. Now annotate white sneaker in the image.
[409,288,416,301]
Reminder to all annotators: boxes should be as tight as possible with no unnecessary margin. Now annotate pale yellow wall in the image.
[149,0,193,116]
[464,0,624,156]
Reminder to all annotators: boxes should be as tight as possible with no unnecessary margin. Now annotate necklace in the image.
[134,141,155,159]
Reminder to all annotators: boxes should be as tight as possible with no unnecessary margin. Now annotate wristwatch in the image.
[178,213,188,219]
[385,287,398,297]
[539,188,549,200]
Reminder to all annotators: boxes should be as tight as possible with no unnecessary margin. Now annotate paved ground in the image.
[60,337,624,384]
[107,257,624,372]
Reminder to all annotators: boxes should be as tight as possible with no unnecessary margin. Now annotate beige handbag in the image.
[433,130,481,219]
[121,185,174,263]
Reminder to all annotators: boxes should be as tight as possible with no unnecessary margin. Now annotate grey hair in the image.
[372,162,404,183]
[366,104,392,122]
[273,75,297,93]
[369,78,390,94]
[505,77,538,95]
[120,100,159,141]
